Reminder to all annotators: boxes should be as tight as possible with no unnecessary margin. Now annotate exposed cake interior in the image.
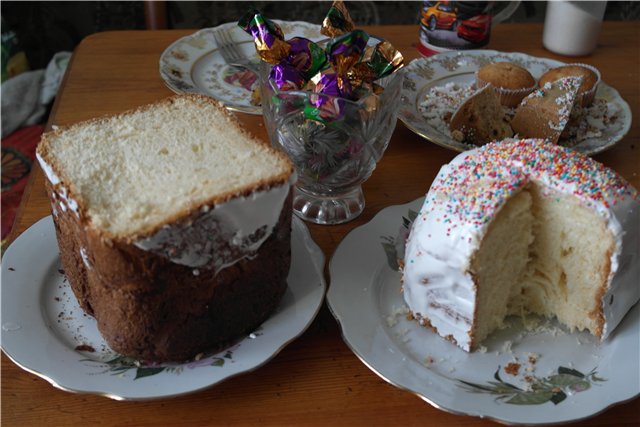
[38,96,292,238]
[470,184,613,347]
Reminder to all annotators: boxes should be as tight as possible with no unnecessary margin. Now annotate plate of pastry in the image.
[159,20,323,114]
[398,50,632,155]
[327,139,639,425]
[1,215,326,400]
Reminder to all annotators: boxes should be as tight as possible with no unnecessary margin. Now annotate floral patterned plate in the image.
[327,198,639,425]
[159,21,323,115]
[1,216,325,400]
[399,50,632,155]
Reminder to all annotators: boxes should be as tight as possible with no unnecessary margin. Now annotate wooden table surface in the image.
[2,22,639,426]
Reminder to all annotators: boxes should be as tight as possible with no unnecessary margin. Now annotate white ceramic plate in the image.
[159,20,323,114]
[399,50,632,155]
[1,216,325,400]
[327,198,639,425]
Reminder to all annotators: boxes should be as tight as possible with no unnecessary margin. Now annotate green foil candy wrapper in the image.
[321,0,355,38]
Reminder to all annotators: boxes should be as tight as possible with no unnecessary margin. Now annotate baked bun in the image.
[476,62,537,107]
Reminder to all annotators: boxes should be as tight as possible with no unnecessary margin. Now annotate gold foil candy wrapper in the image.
[349,41,404,87]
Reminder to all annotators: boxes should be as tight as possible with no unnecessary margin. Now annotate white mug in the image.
[543,1,607,56]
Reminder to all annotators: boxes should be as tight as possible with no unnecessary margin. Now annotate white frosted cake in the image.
[402,138,639,351]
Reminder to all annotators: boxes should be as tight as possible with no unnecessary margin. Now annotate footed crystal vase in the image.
[260,64,403,225]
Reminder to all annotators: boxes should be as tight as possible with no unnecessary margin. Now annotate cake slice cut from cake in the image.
[510,76,582,144]
[37,94,296,361]
[449,85,513,146]
[402,138,639,351]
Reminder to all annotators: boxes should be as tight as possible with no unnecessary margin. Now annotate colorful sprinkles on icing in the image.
[426,139,637,228]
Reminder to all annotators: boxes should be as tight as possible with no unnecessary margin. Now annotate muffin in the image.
[538,63,601,107]
[475,62,537,108]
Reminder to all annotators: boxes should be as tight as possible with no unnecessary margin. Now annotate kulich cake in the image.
[510,76,582,144]
[37,94,296,361]
[475,62,537,107]
[538,63,600,107]
[402,138,639,352]
[450,85,513,146]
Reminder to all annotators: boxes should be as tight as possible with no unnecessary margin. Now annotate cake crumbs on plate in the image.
[505,362,521,376]
[385,304,410,328]
[418,82,476,135]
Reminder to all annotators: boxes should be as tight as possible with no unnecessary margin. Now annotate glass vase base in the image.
[293,186,365,225]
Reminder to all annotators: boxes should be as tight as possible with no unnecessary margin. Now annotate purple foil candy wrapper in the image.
[315,72,353,99]
[238,10,290,63]
[287,37,328,79]
[270,62,306,91]
[305,72,352,122]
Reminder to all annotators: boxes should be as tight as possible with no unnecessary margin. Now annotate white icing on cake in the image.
[134,174,295,273]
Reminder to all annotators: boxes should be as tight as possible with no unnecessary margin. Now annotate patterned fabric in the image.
[1,125,43,245]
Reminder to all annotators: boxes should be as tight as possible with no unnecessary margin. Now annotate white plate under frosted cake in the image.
[327,198,639,425]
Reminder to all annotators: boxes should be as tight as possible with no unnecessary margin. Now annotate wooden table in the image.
[2,22,639,426]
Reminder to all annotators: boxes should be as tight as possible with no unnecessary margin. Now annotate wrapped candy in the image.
[238,1,404,124]
[270,62,306,91]
[308,71,352,122]
[321,0,355,38]
[287,37,328,80]
[238,10,290,64]
[349,40,404,86]
[326,29,369,75]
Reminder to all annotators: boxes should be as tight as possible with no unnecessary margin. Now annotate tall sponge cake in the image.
[36,94,296,361]
[402,139,639,351]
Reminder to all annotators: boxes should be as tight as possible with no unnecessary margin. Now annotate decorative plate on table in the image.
[159,20,323,115]
[1,216,325,401]
[327,198,639,425]
[399,50,632,155]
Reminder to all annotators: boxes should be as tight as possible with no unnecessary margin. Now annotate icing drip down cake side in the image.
[36,95,296,361]
[402,138,639,351]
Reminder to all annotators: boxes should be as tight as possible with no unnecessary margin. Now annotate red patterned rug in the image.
[2,125,44,245]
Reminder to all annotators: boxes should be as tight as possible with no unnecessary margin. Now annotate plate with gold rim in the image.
[327,197,639,425]
[1,215,325,400]
[399,50,632,155]
[159,20,323,114]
